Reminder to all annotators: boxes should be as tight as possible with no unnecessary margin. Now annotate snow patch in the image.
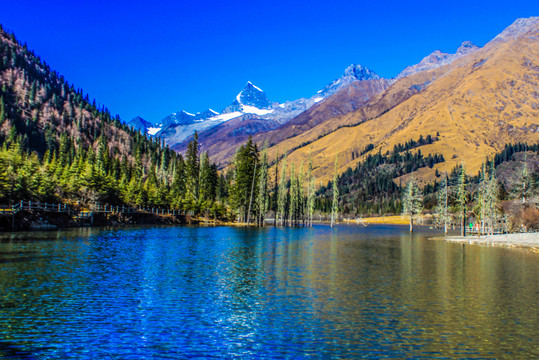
[242,105,274,115]
[182,111,195,116]
[211,111,244,121]
[313,97,324,103]
[249,82,264,92]
[209,109,219,114]
[279,103,285,108]
[147,127,162,136]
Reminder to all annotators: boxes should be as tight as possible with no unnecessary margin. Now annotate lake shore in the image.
[347,215,410,225]
[434,232,539,253]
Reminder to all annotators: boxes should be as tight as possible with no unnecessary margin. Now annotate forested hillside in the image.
[0,25,222,212]
[0,24,537,229]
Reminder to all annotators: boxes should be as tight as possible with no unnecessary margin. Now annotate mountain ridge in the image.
[257,17,539,183]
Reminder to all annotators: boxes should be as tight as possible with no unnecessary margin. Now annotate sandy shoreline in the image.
[434,232,539,253]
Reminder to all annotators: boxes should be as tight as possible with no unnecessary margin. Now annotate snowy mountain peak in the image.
[343,64,380,81]
[127,116,153,133]
[246,81,264,92]
[223,81,271,114]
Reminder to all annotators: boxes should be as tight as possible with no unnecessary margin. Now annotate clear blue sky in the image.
[1,1,537,123]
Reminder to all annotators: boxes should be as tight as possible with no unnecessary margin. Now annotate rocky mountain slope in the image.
[154,82,280,147]
[175,65,391,164]
[397,41,479,78]
[139,64,386,152]
[258,17,539,183]
[127,116,153,134]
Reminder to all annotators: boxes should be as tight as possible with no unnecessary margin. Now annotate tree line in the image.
[403,143,539,234]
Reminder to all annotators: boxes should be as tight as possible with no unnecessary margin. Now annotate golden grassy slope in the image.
[265,26,539,183]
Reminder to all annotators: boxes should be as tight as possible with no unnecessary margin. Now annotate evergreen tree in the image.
[230,136,258,222]
[199,152,217,204]
[273,152,279,226]
[456,165,469,236]
[402,176,423,232]
[185,132,200,202]
[256,150,269,226]
[277,154,288,225]
[298,162,305,226]
[331,155,339,228]
[0,95,5,125]
[513,150,534,204]
[306,153,316,227]
[289,163,299,225]
[476,163,488,235]
[484,165,501,234]
[434,176,449,234]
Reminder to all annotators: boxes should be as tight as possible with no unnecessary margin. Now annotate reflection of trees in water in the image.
[397,235,538,357]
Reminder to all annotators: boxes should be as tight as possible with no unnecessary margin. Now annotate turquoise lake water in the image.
[0,225,538,359]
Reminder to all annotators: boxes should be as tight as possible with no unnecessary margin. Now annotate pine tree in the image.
[485,165,500,235]
[456,165,469,236]
[256,150,269,226]
[289,163,298,226]
[199,152,214,204]
[402,176,423,232]
[273,152,279,226]
[230,136,258,222]
[277,154,288,225]
[477,163,488,235]
[513,150,533,204]
[298,162,305,226]
[307,153,316,227]
[434,176,449,234]
[185,132,200,202]
[0,95,5,125]
[331,155,339,228]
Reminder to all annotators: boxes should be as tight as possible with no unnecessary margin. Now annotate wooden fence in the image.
[0,201,195,218]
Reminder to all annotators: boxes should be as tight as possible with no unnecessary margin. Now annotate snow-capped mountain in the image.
[262,64,383,124]
[222,81,273,114]
[153,82,278,145]
[134,64,386,147]
[134,109,220,136]
[160,109,219,127]
[127,116,153,133]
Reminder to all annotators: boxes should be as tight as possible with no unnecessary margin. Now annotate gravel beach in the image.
[441,232,539,253]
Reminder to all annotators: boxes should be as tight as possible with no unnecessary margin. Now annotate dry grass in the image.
[354,215,410,225]
[259,29,539,184]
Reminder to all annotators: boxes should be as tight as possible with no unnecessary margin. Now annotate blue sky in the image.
[1,1,537,123]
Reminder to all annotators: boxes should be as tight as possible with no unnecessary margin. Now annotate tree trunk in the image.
[409,217,413,232]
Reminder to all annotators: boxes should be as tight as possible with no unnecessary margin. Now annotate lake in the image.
[0,225,538,359]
